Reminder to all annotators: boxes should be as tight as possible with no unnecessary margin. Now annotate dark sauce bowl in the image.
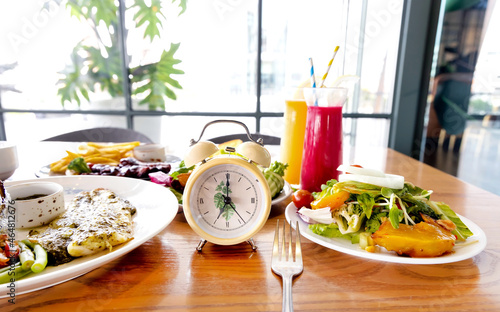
[6,181,65,228]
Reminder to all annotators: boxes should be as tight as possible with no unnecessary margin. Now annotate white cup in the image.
[133,144,166,162]
[0,142,19,180]
[7,181,65,228]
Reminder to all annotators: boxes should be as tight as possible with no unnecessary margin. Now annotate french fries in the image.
[50,141,141,174]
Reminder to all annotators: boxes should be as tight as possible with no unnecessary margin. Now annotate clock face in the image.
[183,158,271,244]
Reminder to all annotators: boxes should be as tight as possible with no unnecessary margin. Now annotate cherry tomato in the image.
[292,189,314,208]
[4,241,19,258]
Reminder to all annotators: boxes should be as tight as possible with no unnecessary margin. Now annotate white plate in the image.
[285,202,487,264]
[36,154,181,178]
[1,175,179,297]
[272,181,293,206]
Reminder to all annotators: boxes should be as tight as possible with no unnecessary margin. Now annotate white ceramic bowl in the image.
[6,181,65,228]
[0,141,19,180]
[133,144,166,162]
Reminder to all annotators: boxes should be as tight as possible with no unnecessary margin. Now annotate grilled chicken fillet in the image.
[28,188,136,265]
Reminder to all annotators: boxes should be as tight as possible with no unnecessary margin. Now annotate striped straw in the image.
[309,57,318,106]
[320,45,340,88]
[309,57,317,88]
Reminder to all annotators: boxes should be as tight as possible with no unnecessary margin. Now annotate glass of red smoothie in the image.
[300,87,347,192]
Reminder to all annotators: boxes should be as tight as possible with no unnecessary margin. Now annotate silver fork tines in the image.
[271,220,303,312]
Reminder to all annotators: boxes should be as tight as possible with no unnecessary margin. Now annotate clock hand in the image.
[229,202,246,223]
[225,173,230,201]
[214,207,224,223]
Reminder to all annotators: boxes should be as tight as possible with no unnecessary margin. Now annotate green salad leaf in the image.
[312,179,338,201]
[333,180,386,197]
[357,193,375,219]
[309,223,353,240]
[364,212,388,233]
[389,199,403,229]
[267,161,288,177]
[170,160,194,179]
[168,187,183,204]
[427,201,474,241]
[262,161,288,198]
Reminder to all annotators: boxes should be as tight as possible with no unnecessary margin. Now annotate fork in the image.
[271,219,303,312]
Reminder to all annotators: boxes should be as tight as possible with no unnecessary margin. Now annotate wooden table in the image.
[2,142,500,311]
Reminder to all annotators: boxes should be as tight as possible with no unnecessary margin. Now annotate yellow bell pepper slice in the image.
[311,190,350,210]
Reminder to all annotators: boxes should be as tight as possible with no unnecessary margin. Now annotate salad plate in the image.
[285,202,487,265]
[272,181,292,206]
[1,175,179,297]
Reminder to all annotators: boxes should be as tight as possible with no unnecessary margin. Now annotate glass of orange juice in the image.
[280,88,308,185]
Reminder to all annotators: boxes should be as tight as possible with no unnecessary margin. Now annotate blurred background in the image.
[0,0,498,195]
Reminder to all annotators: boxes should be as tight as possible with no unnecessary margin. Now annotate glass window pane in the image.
[133,116,163,144]
[260,0,345,113]
[260,117,285,138]
[470,2,500,115]
[343,0,404,115]
[344,117,390,149]
[130,0,259,113]
[0,2,128,111]
[458,119,500,195]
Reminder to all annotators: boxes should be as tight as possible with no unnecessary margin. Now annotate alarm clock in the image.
[182,120,272,251]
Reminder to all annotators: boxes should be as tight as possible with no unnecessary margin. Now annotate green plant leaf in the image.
[67,0,117,28]
[214,180,231,195]
[80,88,90,102]
[86,45,124,97]
[222,206,234,221]
[57,44,95,106]
[66,1,86,20]
[174,0,188,15]
[214,192,225,210]
[132,43,183,109]
[131,0,166,41]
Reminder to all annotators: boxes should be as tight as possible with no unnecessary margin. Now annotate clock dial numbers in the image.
[194,166,260,234]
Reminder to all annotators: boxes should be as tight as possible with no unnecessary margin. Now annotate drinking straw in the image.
[320,45,340,88]
[309,57,318,106]
[309,57,317,88]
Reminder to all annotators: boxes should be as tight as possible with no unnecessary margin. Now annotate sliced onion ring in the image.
[298,207,334,224]
[337,164,386,177]
[338,173,404,189]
